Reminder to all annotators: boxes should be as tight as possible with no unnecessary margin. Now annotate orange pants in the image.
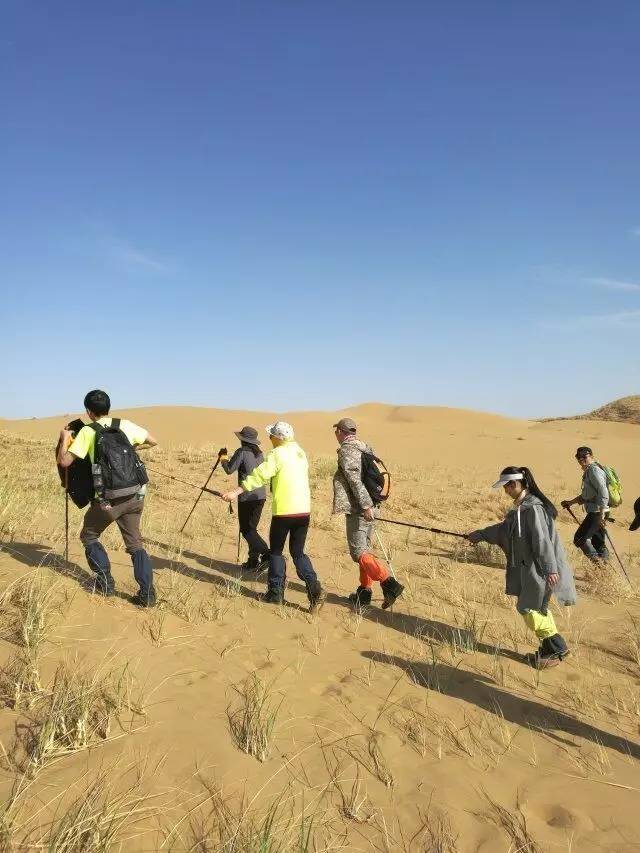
[358,552,390,588]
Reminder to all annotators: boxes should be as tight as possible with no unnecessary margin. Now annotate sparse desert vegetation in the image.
[0,403,639,850]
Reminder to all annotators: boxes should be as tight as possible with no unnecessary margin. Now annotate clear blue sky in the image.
[2,1,639,419]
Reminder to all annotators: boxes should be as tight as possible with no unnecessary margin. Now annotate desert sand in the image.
[0,402,638,851]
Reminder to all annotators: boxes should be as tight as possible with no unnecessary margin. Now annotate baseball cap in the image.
[266,421,294,440]
[630,496,640,532]
[333,417,357,433]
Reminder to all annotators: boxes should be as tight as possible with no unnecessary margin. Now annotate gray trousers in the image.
[345,512,376,562]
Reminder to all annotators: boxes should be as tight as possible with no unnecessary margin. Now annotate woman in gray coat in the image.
[467,466,576,668]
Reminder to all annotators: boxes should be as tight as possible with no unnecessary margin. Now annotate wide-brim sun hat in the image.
[266,421,294,441]
[235,426,260,444]
[492,471,524,489]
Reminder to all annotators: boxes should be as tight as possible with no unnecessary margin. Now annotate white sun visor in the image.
[492,472,524,489]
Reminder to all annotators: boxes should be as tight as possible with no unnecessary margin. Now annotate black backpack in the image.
[90,418,148,501]
[361,451,391,506]
[55,419,94,508]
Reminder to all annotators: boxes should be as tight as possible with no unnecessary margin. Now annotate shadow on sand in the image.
[361,649,640,761]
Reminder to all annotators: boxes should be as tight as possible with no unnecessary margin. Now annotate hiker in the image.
[630,497,640,533]
[219,426,269,572]
[466,466,576,668]
[221,421,325,612]
[56,389,158,607]
[561,446,609,562]
[332,417,403,609]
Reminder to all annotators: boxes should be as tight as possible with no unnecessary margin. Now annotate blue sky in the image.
[2,1,639,419]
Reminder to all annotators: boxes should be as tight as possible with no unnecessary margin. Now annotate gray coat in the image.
[332,437,374,515]
[581,462,609,513]
[472,494,577,613]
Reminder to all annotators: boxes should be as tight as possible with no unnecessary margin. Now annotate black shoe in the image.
[262,589,284,605]
[348,586,372,609]
[130,588,157,608]
[307,581,326,614]
[529,634,570,669]
[242,554,270,573]
[253,555,270,574]
[381,577,404,610]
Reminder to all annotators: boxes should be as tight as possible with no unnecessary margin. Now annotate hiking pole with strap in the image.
[179,453,225,533]
[563,505,631,585]
[376,516,467,539]
[146,467,234,517]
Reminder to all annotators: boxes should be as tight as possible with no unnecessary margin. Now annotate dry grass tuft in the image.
[171,779,318,852]
[39,769,162,852]
[227,673,282,762]
[13,659,145,775]
[0,571,66,657]
[480,791,543,853]
[0,571,68,710]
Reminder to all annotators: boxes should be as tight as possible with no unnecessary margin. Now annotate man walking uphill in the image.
[561,446,609,563]
[56,389,158,607]
[332,418,403,609]
[221,421,325,613]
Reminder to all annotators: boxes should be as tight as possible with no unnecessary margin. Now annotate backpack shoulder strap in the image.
[111,418,121,430]
[88,422,102,433]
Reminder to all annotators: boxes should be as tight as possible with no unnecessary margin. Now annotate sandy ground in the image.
[0,403,638,851]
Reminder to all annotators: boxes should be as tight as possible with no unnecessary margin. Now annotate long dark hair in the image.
[500,466,558,519]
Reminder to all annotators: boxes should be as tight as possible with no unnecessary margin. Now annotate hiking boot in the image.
[530,634,570,669]
[348,586,372,609]
[242,554,270,574]
[380,577,404,610]
[262,588,285,605]
[130,588,157,608]
[307,581,326,614]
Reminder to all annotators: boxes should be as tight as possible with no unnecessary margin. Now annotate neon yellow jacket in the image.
[241,440,311,516]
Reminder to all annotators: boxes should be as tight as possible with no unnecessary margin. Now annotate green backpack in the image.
[597,463,623,507]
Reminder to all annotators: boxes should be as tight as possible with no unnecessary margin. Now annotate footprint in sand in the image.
[536,804,594,833]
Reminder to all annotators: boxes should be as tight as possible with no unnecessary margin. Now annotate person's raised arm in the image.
[136,432,157,449]
[221,448,242,475]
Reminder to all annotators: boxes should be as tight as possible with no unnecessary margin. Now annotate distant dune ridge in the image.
[583,395,640,424]
[539,395,640,426]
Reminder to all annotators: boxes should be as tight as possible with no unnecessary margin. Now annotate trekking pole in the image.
[376,516,467,539]
[236,529,241,565]
[604,531,631,585]
[179,454,225,533]
[374,529,396,578]
[562,505,631,585]
[146,466,234,517]
[64,469,69,566]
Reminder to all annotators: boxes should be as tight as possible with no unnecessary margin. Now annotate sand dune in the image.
[0,403,639,849]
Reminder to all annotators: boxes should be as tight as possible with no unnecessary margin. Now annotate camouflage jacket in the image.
[332,437,374,515]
